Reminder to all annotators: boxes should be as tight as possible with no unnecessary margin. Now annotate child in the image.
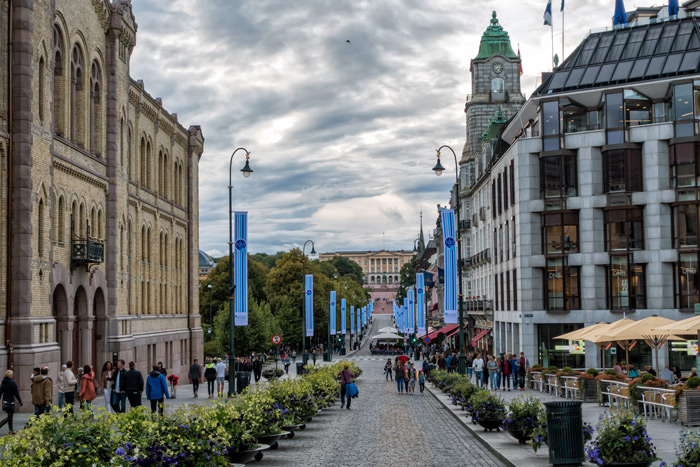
[418,370,425,394]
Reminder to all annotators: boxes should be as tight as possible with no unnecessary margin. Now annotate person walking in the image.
[516,352,529,390]
[146,365,170,415]
[56,364,67,409]
[449,353,458,373]
[0,370,22,434]
[188,359,202,397]
[101,361,115,413]
[487,356,498,390]
[215,358,226,396]
[394,361,405,394]
[123,361,144,408]
[473,353,485,388]
[437,353,447,371]
[384,359,393,381]
[408,366,417,395]
[312,350,318,366]
[403,363,410,393]
[291,350,296,363]
[78,365,97,414]
[111,359,127,413]
[338,363,354,409]
[501,354,511,391]
[466,354,474,380]
[252,356,262,384]
[418,370,425,394]
[31,366,52,416]
[157,362,168,377]
[204,358,217,398]
[510,354,518,389]
[60,361,77,411]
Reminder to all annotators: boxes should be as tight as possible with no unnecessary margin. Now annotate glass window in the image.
[609,256,646,310]
[592,34,613,63]
[655,23,679,54]
[492,78,505,93]
[575,36,599,66]
[542,212,579,254]
[565,68,585,88]
[605,208,644,251]
[540,155,578,198]
[542,100,560,152]
[624,90,652,126]
[629,58,649,79]
[623,29,646,59]
[596,63,616,84]
[640,26,662,56]
[675,204,699,248]
[580,66,601,86]
[678,252,700,309]
[674,83,695,137]
[561,99,587,133]
[603,148,643,193]
[546,258,580,311]
[670,142,700,188]
[645,56,666,78]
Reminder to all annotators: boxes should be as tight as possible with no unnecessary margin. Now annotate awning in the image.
[471,328,490,344]
[446,326,461,338]
[419,323,459,341]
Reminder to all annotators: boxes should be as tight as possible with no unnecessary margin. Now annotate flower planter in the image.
[476,418,504,432]
[600,462,652,467]
[227,444,270,464]
[506,427,529,444]
[679,391,700,426]
[257,431,290,450]
[281,423,306,438]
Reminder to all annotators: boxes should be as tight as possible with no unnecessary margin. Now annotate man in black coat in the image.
[123,361,144,408]
[252,356,262,383]
[111,359,127,413]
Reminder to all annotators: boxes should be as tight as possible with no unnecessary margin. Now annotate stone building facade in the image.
[318,250,414,285]
[0,0,203,404]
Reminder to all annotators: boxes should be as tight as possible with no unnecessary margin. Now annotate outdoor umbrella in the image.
[651,314,700,338]
[398,355,409,364]
[598,316,682,374]
[378,327,399,334]
[554,322,609,341]
[370,333,404,341]
[584,319,636,370]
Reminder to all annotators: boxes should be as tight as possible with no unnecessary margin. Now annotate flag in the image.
[350,306,355,335]
[416,273,426,336]
[517,44,523,76]
[408,290,415,334]
[305,274,314,337]
[560,0,565,11]
[403,298,409,334]
[543,0,553,26]
[613,0,626,26]
[669,0,679,17]
[330,291,336,336]
[341,299,347,335]
[441,209,458,324]
[234,212,248,326]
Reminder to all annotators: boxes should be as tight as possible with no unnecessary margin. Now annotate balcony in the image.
[470,248,491,266]
[71,219,104,271]
[459,219,471,231]
[460,257,472,269]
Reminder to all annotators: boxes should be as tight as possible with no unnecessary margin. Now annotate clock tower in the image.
[463,12,525,161]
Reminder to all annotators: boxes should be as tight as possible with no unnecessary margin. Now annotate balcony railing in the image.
[71,217,104,271]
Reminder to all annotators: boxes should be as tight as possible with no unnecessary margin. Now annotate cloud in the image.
[130,0,615,254]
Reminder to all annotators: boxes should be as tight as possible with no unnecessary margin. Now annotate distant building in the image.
[318,250,414,285]
[199,250,217,281]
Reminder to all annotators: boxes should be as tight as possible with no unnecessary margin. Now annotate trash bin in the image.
[544,401,585,465]
[323,350,332,362]
[414,350,421,361]
[296,362,306,376]
[236,371,251,394]
[302,352,309,364]
[339,347,346,356]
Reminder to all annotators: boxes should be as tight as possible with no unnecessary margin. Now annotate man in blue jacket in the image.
[146,365,170,415]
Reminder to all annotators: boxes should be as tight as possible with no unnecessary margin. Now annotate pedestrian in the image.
[408,366,416,394]
[215,358,226,396]
[189,358,202,397]
[501,353,511,391]
[111,359,127,413]
[473,353,484,388]
[466,354,474,380]
[253,356,262,383]
[101,361,115,413]
[403,363,410,393]
[422,357,430,377]
[78,365,97,414]
[157,361,167,377]
[312,350,318,366]
[291,350,296,363]
[510,354,518,389]
[516,352,529,390]
[0,370,22,434]
[146,364,170,415]
[449,353,458,373]
[437,353,447,371]
[204,358,217,398]
[384,358,393,381]
[394,360,404,394]
[487,356,498,390]
[284,353,291,374]
[31,366,52,416]
[56,364,67,409]
[338,363,354,410]
[418,370,425,394]
[123,361,144,408]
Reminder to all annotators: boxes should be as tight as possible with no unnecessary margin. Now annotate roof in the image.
[534,16,700,96]
[481,107,508,143]
[198,250,216,268]
[475,11,518,60]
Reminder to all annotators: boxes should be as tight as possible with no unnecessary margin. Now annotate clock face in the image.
[493,64,503,74]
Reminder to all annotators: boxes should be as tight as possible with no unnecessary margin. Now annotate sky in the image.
[129,0,616,256]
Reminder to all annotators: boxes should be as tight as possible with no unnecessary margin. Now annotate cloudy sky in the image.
[130,0,616,256]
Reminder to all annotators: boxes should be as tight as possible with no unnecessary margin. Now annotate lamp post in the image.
[301,240,316,364]
[432,144,467,375]
[208,282,213,338]
[228,147,254,397]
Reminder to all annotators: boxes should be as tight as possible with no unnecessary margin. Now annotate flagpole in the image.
[561,8,565,60]
[551,25,554,70]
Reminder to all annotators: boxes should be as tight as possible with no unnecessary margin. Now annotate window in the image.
[53,26,65,136]
[624,90,652,127]
[560,98,587,133]
[38,199,44,257]
[89,61,102,155]
[140,138,146,187]
[540,155,577,198]
[604,92,625,144]
[678,252,700,309]
[491,181,496,219]
[497,174,502,214]
[673,82,697,137]
[608,255,645,310]
[57,196,65,243]
[675,204,699,248]
[70,45,85,146]
[513,269,518,311]
[542,212,578,254]
[503,167,509,209]
[603,148,643,192]
[541,101,560,151]
[509,160,515,206]
[670,142,700,188]
[605,208,644,251]
[545,258,580,311]
[38,56,45,122]
[492,78,504,93]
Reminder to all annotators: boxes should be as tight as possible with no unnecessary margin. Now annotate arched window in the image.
[70,45,85,146]
[141,225,146,262]
[126,125,132,176]
[90,207,96,237]
[53,26,65,136]
[140,137,146,186]
[179,163,184,205]
[492,78,505,93]
[38,56,45,122]
[146,141,152,190]
[79,202,85,237]
[89,61,102,155]
[97,208,102,239]
[158,150,164,194]
[57,196,65,243]
[38,199,45,257]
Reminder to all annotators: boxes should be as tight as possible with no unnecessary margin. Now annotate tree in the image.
[250,252,285,270]
[395,255,417,302]
[214,298,281,356]
[329,256,364,284]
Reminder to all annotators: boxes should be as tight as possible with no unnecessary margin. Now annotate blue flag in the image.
[544,0,553,25]
[330,291,336,336]
[560,0,565,11]
[441,209,458,324]
[416,273,426,336]
[350,306,355,335]
[669,0,679,16]
[234,212,248,326]
[408,290,415,334]
[305,274,314,337]
[613,0,626,26]
[341,299,347,335]
[403,298,409,334]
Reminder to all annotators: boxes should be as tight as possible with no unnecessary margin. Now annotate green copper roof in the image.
[475,11,518,60]
[482,107,508,142]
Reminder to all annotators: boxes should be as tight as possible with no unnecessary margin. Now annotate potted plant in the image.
[596,370,628,404]
[677,376,700,426]
[585,410,657,467]
[262,368,285,381]
[578,368,599,402]
[673,428,700,466]
[469,390,506,432]
[502,395,545,444]
[530,420,593,453]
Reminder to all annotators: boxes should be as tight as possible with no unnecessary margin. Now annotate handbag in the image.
[2,399,15,411]
[346,382,359,398]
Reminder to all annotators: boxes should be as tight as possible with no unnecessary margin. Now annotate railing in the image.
[70,217,104,271]
[561,376,579,400]
[470,248,491,266]
[639,386,676,422]
[459,219,471,230]
[600,380,630,409]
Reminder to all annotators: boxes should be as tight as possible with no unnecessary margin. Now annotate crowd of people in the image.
[385,358,425,395]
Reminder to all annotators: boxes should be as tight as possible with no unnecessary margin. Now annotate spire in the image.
[419,209,425,253]
[475,11,518,60]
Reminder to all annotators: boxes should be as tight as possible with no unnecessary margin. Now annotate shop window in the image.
[608,255,646,310]
[605,207,644,251]
[677,252,700,309]
[540,155,577,198]
[675,204,699,248]
[542,212,579,254]
[603,148,643,193]
[545,258,580,311]
[542,100,560,151]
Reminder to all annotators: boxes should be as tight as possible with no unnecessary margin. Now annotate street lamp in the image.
[301,240,316,364]
[228,147,254,397]
[432,145,467,375]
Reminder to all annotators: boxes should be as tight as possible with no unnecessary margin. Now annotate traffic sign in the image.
[423,336,431,344]
[271,335,281,345]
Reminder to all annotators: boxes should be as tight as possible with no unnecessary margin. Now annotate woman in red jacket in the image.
[78,365,97,414]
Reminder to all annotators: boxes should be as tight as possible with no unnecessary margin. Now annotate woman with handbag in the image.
[338,363,355,410]
[78,365,97,414]
[0,370,23,434]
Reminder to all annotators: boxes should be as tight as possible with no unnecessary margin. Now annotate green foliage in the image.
[687,376,700,389]
[586,410,656,464]
[469,390,506,423]
[675,429,700,466]
[586,368,599,376]
[545,366,559,374]
[395,255,417,302]
[328,256,364,284]
[214,299,281,356]
[503,395,546,441]
[203,339,221,359]
[604,369,618,376]
[640,373,657,383]
[562,366,572,373]
[250,252,285,270]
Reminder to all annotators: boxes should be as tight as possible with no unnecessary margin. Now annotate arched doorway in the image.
[73,286,88,366]
[52,285,71,364]
[92,288,106,368]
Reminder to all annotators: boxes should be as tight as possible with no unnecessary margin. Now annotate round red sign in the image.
[271,335,281,345]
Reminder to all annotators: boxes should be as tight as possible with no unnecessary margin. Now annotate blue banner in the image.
[362,306,366,327]
[305,274,314,337]
[408,289,415,334]
[416,273,426,336]
[441,209,458,324]
[330,291,336,335]
[403,298,409,334]
[350,306,355,335]
[341,299,347,335]
[234,212,248,326]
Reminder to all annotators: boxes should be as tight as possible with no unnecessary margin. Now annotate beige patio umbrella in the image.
[598,316,683,375]
[554,322,610,341]
[585,319,636,370]
[651,314,700,338]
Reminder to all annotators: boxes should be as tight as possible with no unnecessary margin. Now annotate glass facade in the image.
[542,212,579,254]
[608,255,646,310]
[545,258,580,311]
[540,155,577,198]
[538,323,585,368]
[603,148,643,192]
[677,252,700,309]
[605,207,644,251]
